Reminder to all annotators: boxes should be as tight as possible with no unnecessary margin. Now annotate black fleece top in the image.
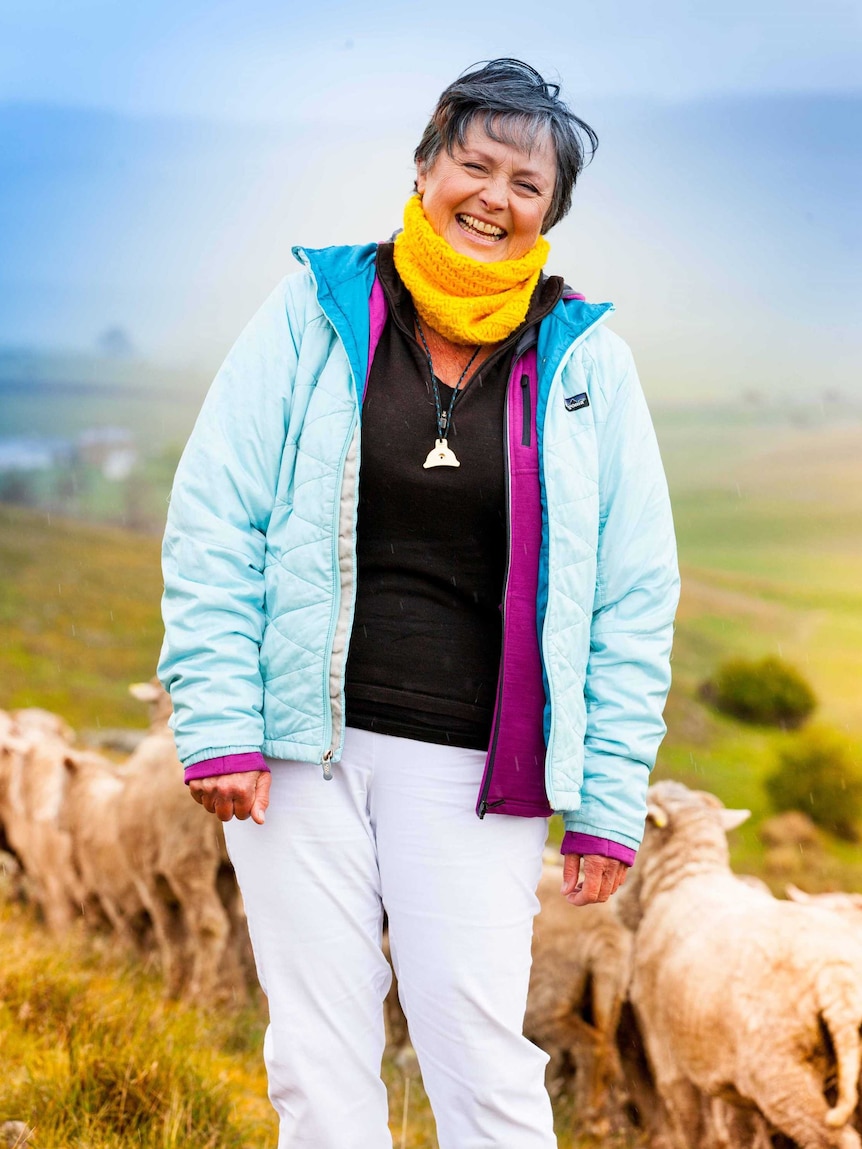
[343,245,562,749]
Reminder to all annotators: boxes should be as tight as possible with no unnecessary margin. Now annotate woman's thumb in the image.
[251,771,272,825]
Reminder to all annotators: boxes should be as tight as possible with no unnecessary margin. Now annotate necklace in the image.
[415,313,481,469]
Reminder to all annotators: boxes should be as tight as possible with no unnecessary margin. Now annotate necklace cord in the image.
[414,312,481,439]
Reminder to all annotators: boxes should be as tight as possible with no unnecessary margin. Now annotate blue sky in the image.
[0,1,859,401]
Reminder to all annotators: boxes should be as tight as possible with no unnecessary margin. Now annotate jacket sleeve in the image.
[562,344,680,849]
[157,276,303,767]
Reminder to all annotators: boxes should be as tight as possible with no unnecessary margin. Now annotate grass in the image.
[0,902,277,1148]
[0,506,164,730]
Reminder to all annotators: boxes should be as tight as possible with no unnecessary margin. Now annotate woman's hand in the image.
[189,771,271,825]
[561,853,627,906]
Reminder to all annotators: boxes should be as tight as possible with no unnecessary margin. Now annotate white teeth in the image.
[458,213,505,238]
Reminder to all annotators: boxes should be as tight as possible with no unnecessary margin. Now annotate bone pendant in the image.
[423,438,460,468]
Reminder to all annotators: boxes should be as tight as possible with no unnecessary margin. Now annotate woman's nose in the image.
[478,174,507,211]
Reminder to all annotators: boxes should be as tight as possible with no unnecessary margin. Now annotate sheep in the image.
[786,886,862,917]
[10,708,75,745]
[618,779,862,1149]
[0,711,83,931]
[525,863,634,1133]
[0,1121,32,1148]
[60,747,150,944]
[1,693,251,1000]
[127,679,173,731]
[113,680,251,1001]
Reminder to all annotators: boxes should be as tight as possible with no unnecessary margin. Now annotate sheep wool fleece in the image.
[158,241,679,852]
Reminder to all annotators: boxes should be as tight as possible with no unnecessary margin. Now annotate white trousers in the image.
[224,726,556,1149]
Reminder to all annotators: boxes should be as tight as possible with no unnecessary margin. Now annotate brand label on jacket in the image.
[564,392,590,411]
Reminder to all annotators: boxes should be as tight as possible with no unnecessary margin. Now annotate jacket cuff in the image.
[184,752,269,785]
[560,831,636,867]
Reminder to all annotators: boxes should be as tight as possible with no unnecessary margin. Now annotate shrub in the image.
[765,726,862,841]
[703,655,816,728]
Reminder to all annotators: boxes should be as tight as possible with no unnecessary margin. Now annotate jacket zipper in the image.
[319,414,357,779]
[520,374,531,447]
[477,359,518,818]
[539,315,611,802]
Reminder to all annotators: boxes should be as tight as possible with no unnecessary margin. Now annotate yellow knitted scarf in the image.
[393,194,550,345]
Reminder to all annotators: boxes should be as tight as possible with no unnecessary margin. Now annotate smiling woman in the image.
[416,120,557,261]
[157,57,679,1149]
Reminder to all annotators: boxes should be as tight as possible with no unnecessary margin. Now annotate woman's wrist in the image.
[560,831,636,867]
[183,752,269,784]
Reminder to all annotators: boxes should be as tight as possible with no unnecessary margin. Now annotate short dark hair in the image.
[414,58,598,231]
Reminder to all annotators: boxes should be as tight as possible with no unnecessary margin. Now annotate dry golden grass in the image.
[0,902,277,1147]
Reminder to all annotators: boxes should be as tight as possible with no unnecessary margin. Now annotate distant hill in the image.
[0,356,208,462]
[0,347,207,441]
[0,93,859,403]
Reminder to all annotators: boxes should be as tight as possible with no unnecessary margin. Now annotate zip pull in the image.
[322,749,334,781]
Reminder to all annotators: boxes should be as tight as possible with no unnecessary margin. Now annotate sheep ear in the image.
[646,801,669,829]
[785,884,809,903]
[719,808,750,831]
[129,681,161,702]
[3,733,31,755]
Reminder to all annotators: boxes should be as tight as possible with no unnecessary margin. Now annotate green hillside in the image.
[2,406,861,886]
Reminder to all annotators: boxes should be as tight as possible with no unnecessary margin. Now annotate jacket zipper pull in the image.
[322,750,334,781]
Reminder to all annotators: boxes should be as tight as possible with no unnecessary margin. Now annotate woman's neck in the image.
[414,319,496,388]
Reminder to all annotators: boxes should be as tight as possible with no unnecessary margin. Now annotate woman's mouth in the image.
[456,213,507,243]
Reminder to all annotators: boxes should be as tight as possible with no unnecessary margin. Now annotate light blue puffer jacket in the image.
[158,243,679,850]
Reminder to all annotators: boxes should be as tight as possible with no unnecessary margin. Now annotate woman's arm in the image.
[158,276,304,769]
[564,337,680,852]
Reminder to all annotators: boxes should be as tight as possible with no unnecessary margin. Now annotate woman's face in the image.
[415,120,557,263]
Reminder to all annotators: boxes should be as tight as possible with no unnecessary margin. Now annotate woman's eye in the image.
[464,163,485,172]
[518,183,540,194]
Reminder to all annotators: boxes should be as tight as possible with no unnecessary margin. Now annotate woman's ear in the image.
[415,160,426,197]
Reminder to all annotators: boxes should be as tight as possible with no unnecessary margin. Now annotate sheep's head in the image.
[10,707,75,744]
[645,780,749,839]
[129,678,173,730]
[618,781,750,925]
[0,714,32,799]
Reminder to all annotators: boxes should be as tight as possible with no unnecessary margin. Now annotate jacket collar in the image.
[536,298,615,385]
[294,242,615,403]
[292,243,378,402]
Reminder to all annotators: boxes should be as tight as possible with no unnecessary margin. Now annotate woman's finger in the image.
[212,792,235,822]
[611,864,628,895]
[596,863,616,903]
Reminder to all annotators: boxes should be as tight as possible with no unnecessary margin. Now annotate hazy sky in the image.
[2,0,860,118]
[1,1,859,401]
